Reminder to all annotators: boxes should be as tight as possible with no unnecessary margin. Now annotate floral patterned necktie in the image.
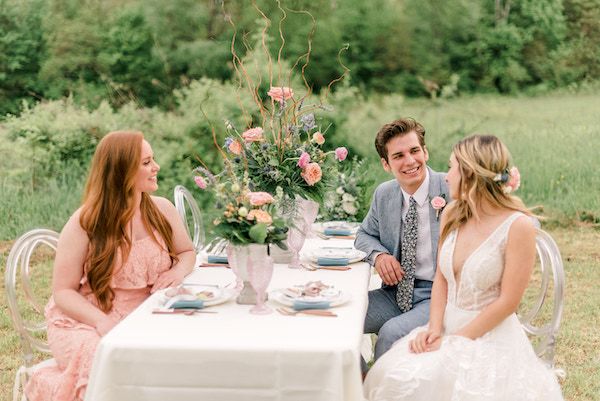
[396,196,418,312]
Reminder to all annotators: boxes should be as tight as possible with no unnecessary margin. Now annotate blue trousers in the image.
[364,280,433,361]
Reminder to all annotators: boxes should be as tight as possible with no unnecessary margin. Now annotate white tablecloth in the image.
[85,237,371,401]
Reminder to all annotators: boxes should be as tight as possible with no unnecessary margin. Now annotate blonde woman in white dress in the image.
[364,135,564,401]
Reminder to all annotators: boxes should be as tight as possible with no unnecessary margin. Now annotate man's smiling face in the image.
[381,131,429,194]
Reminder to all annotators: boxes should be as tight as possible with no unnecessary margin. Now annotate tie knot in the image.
[409,196,417,207]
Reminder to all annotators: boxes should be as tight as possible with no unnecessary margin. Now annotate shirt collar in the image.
[401,168,430,208]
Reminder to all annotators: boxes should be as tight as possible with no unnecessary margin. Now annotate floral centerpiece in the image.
[222,86,348,205]
[193,167,288,248]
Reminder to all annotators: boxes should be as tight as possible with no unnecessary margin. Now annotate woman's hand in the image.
[151,266,188,293]
[95,315,118,337]
[409,330,442,353]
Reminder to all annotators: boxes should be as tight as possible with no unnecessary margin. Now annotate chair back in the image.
[518,228,565,368]
[173,185,205,252]
[5,229,58,366]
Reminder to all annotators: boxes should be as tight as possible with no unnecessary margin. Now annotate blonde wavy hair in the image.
[440,135,532,244]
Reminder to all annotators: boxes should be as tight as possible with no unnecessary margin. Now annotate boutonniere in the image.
[430,194,447,220]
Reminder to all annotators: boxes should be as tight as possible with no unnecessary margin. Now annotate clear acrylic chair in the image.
[518,228,566,369]
[5,229,59,401]
[173,185,205,252]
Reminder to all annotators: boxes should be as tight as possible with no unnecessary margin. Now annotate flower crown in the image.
[493,166,521,194]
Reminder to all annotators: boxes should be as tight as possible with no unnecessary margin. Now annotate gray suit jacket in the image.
[355,167,450,272]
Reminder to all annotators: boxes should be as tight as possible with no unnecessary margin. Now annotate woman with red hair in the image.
[25,131,195,401]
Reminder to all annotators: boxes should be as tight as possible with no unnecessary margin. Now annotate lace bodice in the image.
[439,212,524,311]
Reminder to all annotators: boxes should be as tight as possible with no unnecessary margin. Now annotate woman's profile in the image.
[25,130,195,401]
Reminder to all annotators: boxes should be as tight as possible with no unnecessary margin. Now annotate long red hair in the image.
[79,131,178,312]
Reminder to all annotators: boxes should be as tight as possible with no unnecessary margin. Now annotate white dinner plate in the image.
[303,247,366,264]
[270,287,351,308]
[159,286,235,308]
[312,221,360,235]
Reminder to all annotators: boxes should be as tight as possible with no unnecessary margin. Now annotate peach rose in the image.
[267,87,294,102]
[301,162,322,186]
[228,139,242,155]
[312,131,325,145]
[247,209,273,224]
[247,191,275,206]
[242,127,264,143]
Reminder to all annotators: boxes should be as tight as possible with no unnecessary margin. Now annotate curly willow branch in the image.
[323,43,350,101]
[222,2,267,127]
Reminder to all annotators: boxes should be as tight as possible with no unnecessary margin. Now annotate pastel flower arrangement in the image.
[321,157,373,222]
[493,166,521,194]
[222,86,348,204]
[193,166,288,247]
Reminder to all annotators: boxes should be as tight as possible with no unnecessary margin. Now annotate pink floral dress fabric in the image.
[25,235,172,401]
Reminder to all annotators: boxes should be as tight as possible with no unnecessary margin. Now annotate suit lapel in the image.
[427,168,442,269]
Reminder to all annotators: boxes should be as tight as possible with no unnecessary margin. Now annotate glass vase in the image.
[227,243,272,307]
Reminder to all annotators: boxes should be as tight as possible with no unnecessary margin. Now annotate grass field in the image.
[1,92,600,400]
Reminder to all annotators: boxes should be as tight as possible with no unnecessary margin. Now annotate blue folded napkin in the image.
[170,299,205,309]
[323,228,352,236]
[317,257,349,266]
[207,255,228,264]
[292,300,331,310]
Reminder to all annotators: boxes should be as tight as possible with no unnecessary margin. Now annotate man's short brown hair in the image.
[375,118,426,161]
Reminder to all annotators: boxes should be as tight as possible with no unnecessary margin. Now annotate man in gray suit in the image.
[355,118,450,361]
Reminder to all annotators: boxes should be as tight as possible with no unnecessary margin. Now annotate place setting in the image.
[152,284,236,315]
[301,246,367,271]
[269,280,350,317]
[312,221,360,240]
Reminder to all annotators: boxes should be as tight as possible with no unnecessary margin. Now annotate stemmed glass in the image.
[287,222,307,269]
[226,244,244,292]
[247,251,274,314]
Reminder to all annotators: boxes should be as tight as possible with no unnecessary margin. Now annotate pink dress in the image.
[25,235,172,401]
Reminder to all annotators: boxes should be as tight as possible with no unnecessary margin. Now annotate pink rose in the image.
[242,127,264,143]
[267,87,294,102]
[334,147,348,162]
[247,191,275,206]
[297,151,311,168]
[301,162,322,186]
[247,209,273,224]
[430,196,446,210]
[194,176,207,189]
[312,131,325,145]
[505,166,521,193]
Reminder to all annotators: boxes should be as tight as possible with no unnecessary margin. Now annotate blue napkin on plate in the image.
[207,255,228,264]
[170,299,205,309]
[317,257,349,266]
[323,228,352,236]
[292,300,331,310]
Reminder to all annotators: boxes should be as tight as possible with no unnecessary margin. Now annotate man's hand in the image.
[374,253,405,285]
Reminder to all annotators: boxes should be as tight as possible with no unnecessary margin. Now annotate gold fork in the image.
[276,307,337,317]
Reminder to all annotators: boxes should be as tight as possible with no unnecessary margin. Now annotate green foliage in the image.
[0,0,46,115]
[3,0,600,118]
[98,6,167,107]
[321,156,375,222]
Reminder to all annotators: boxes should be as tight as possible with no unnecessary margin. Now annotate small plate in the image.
[159,286,235,307]
[303,247,366,264]
[313,221,360,235]
[270,287,350,308]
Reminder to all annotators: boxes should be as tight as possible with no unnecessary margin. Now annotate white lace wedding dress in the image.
[364,213,564,401]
